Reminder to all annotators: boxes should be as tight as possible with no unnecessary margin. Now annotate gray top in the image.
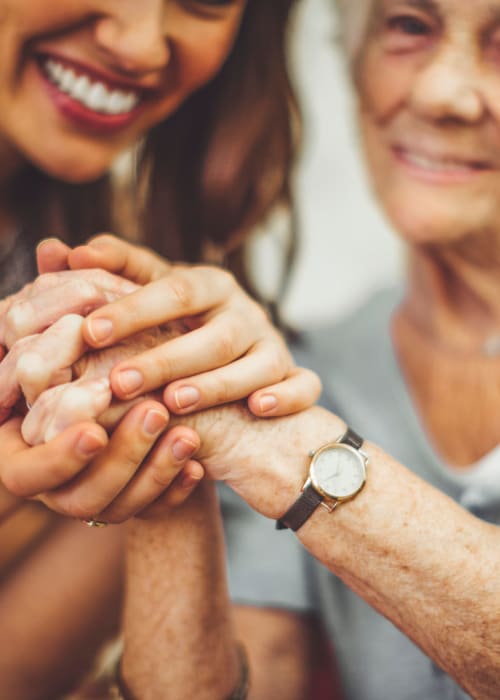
[221,287,500,700]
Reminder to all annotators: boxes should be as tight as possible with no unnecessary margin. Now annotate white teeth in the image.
[71,75,90,101]
[42,58,140,116]
[53,62,64,82]
[60,68,76,93]
[405,151,475,173]
[106,90,129,115]
[86,82,108,112]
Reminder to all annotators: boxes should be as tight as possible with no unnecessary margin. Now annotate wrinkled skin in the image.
[21,319,189,445]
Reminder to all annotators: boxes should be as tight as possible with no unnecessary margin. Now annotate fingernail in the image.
[77,432,106,457]
[87,318,113,344]
[143,409,168,436]
[172,438,197,461]
[259,394,278,413]
[117,369,144,395]
[174,386,200,410]
[181,472,203,489]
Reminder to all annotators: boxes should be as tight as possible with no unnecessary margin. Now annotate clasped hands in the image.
[0,235,320,523]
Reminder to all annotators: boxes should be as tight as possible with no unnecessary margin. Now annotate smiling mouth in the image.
[395,147,493,175]
[41,57,142,117]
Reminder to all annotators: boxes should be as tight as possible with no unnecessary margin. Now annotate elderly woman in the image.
[4,0,500,698]
[80,0,498,698]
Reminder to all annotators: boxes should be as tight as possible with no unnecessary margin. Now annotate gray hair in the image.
[335,0,374,62]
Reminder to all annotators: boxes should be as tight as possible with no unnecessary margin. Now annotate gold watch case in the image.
[308,441,367,503]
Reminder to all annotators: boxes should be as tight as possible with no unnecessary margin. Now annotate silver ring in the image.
[82,518,109,528]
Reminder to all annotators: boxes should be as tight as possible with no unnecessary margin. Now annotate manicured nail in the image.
[87,318,113,344]
[172,438,198,461]
[174,386,200,410]
[143,409,168,436]
[77,432,106,457]
[259,394,278,413]
[181,472,203,489]
[116,369,144,395]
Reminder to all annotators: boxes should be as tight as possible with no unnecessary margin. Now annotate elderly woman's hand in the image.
[0,317,203,523]
[21,319,189,444]
[37,235,322,418]
[0,268,138,350]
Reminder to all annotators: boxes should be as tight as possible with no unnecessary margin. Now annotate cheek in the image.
[0,1,95,40]
[356,45,419,120]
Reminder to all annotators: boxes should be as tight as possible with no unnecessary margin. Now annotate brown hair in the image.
[16,0,300,307]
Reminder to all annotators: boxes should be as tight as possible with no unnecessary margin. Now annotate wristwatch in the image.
[276,427,368,531]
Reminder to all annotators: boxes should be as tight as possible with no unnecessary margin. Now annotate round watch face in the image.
[310,444,366,500]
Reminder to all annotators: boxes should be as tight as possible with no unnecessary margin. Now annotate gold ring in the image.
[83,518,109,528]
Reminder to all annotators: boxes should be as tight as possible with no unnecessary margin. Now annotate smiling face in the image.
[355,0,500,244]
[0,0,246,183]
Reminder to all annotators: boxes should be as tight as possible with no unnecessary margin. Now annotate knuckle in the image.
[209,375,233,405]
[264,343,288,381]
[70,278,102,305]
[91,233,116,248]
[55,492,97,520]
[151,351,175,383]
[11,335,34,358]
[117,448,147,477]
[149,460,177,488]
[32,272,58,292]
[213,330,238,361]
[4,304,31,344]
[167,277,194,312]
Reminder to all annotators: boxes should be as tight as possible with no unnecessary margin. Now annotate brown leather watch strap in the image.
[276,483,323,531]
[342,427,363,450]
[276,427,364,532]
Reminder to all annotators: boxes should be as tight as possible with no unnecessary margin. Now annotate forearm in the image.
[192,405,500,699]
[121,481,240,700]
[298,433,499,699]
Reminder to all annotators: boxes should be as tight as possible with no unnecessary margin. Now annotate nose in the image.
[94,0,169,78]
[409,44,485,124]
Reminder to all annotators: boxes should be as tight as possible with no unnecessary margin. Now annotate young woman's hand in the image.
[37,235,322,418]
[0,407,204,524]
[0,314,204,521]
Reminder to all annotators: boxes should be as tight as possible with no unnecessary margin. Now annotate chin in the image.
[30,148,114,184]
[382,197,475,246]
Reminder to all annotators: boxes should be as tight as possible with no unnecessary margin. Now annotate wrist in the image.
[220,407,347,521]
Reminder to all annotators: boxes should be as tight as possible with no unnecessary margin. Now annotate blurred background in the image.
[251,0,403,327]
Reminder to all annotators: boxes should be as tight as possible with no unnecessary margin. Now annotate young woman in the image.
[0,2,323,697]
[0,0,324,520]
